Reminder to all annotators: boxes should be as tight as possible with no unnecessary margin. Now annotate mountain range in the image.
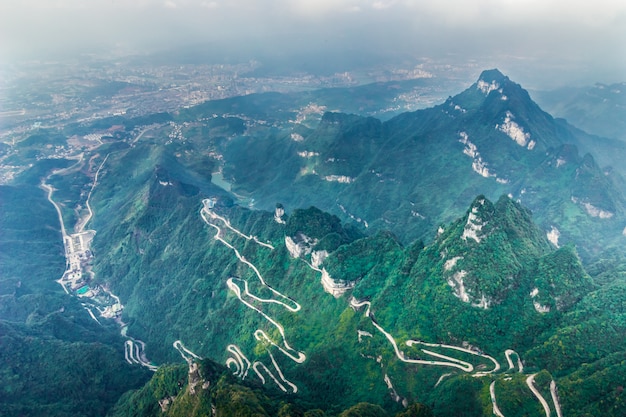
[208,69,626,261]
[2,69,626,417]
[532,82,626,142]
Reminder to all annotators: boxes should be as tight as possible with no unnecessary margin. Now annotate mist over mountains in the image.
[1,63,626,417]
[207,69,626,260]
[532,82,626,142]
[3,1,625,87]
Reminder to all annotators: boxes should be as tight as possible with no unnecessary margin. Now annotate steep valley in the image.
[2,69,626,417]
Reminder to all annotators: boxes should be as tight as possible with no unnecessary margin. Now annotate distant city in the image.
[0,53,480,184]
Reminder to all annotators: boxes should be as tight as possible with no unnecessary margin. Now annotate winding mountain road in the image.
[75,154,108,233]
[550,380,563,417]
[201,200,566,407]
[527,374,551,417]
[225,344,292,393]
[40,152,86,240]
[43,152,157,373]
[201,201,303,392]
[202,201,274,249]
[42,182,68,241]
[490,381,506,417]
[125,340,157,371]
[406,339,500,375]
[352,296,564,417]
[201,207,298,310]
[505,349,524,372]
[226,278,305,364]
[253,361,288,391]
[174,340,202,363]
[225,343,294,393]
[351,298,474,372]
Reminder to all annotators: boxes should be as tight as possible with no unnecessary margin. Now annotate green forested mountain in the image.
[110,356,438,417]
[94,182,624,416]
[79,125,623,413]
[208,69,626,261]
[2,69,626,416]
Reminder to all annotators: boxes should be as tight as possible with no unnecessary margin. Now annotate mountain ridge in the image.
[3,67,626,416]
[95,188,622,416]
[216,69,626,259]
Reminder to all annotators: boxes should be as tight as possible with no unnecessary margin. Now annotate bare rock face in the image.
[274,205,286,224]
[311,250,328,269]
[285,233,317,259]
[321,267,356,298]
[188,361,201,395]
[437,195,553,310]
[159,396,175,412]
[284,236,302,258]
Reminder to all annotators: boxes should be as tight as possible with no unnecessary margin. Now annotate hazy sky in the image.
[1,0,625,84]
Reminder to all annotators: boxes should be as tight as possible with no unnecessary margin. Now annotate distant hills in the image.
[210,69,626,260]
[532,82,626,142]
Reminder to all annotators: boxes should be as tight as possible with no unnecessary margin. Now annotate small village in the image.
[57,229,123,320]
[42,154,125,322]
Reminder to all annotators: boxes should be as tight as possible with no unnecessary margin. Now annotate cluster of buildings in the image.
[61,230,96,296]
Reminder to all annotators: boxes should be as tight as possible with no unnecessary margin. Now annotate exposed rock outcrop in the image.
[321,268,356,298]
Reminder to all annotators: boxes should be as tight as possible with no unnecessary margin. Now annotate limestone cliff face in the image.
[274,205,286,224]
[436,195,552,309]
[284,233,354,298]
[155,360,214,415]
[530,288,551,313]
[284,233,317,259]
[281,205,366,299]
[311,250,328,269]
[461,198,488,243]
[433,195,592,315]
[320,267,356,298]
[285,235,302,258]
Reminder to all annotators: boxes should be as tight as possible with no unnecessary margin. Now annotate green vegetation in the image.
[0,316,150,417]
[4,69,626,416]
[285,206,363,252]
[111,357,435,417]
[0,183,65,293]
[0,164,151,417]
[557,352,626,417]
[193,70,626,263]
[64,125,626,415]
[488,375,543,417]
[84,150,626,415]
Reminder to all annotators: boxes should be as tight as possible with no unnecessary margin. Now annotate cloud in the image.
[372,1,396,10]
[0,0,624,84]
[286,0,364,16]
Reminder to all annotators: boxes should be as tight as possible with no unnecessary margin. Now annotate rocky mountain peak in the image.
[478,68,508,83]
[435,195,552,308]
[475,69,533,109]
[476,68,509,95]
[460,196,494,243]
